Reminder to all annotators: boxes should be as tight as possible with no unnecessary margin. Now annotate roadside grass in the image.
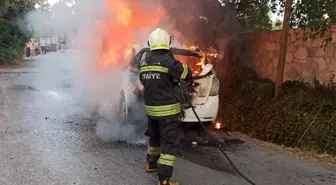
[218,65,336,159]
[0,56,36,69]
[0,60,25,69]
[230,132,336,167]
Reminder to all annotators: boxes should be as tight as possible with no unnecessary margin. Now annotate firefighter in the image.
[139,28,192,185]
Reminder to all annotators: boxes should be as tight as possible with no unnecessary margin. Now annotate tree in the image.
[274,0,293,99]
[230,0,273,31]
[273,19,283,30]
[36,0,51,11]
[160,0,274,51]
[291,0,336,44]
[269,0,335,41]
[0,0,7,17]
[0,0,38,64]
[273,0,335,98]
[49,1,75,36]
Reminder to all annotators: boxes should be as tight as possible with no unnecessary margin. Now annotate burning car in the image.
[116,43,220,127]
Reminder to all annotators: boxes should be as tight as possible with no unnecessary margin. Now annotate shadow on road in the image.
[63,109,248,177]
[8,84,39,91]
[179,133,248,176]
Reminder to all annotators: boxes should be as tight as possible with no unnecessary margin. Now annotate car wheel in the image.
[118,91,128,124]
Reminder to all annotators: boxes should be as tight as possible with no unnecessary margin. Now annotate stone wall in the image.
[250,26,336,84]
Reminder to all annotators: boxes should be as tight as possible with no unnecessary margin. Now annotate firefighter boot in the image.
[145,162,158,173]
[157,180,180,185]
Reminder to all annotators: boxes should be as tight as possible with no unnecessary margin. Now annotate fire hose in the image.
[139,76,257,184]
[181,81,257,185]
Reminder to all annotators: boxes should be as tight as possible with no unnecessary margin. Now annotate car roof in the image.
[129,43,143,53]
[170,47,203,57]
[132,44,203,57]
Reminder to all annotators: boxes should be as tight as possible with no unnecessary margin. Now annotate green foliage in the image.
[291,0,336,29]
[160,0,274,50]
[229,0,273,31]
[161,0,335,49]
[219,66,336,155]
[0,0,7,17]
[272,19,283,30]
[269,0,335,44]
[0,0,36,65]
[292,0,336,45]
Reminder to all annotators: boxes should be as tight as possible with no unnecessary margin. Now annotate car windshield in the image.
[132,48,206,75]
[173,54,203,74]
[171,48,204,74]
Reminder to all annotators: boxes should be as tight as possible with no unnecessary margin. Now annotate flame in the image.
[181,44,218,74]
[183,44,199,51]
[196,56,206,70]
[181,44,204,74]
[95,0,216,73]
[125,48,132,55]
[117,3,132,26]
[96,0,164,69]
[214,122,222,130]
[207,53,217,58]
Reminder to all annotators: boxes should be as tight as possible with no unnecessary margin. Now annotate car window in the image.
[130,52,143,68]
[128,47,204,73]
[130,48,150,68]
[139,52,149,64]
[124,47,135,65]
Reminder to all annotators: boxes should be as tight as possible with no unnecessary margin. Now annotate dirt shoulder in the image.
[230,132,336,167]
[0,62,24,69]
[0,58,34,70]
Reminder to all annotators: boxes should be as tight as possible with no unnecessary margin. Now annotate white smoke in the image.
[22,0,152,144]
[22,0,194,144]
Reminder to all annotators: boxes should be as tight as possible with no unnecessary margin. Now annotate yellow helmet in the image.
[147,28,171,51]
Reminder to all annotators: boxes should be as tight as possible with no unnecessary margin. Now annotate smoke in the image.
[71,52,148,144]
[158,0,248,62]
[21,0,247,144]
[22,0,151,144]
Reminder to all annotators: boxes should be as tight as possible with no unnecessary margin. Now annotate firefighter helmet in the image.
[147,28,171,51]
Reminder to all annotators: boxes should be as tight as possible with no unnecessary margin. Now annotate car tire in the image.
[118,90,128,124]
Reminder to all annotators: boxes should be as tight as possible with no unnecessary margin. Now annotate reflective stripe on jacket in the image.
[139,50,192,119]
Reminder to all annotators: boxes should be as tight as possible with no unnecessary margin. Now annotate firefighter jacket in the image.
[139,50,192,119]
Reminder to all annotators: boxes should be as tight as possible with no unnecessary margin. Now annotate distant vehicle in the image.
[116,44,220,127]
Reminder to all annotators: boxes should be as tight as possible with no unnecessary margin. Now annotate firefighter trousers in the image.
[146,117,180,181]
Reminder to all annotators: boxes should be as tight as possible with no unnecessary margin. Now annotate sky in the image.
[48,0,60,6]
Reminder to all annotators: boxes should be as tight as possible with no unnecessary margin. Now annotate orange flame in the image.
[181,44,219,74]
[183,44,199,52]
[196,56,206,69]
[214,122,222,129]
[181,44,204,74]
[96,0,164,69]
[207,53,217,58]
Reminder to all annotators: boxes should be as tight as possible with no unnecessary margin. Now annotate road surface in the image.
[0,51,335,185]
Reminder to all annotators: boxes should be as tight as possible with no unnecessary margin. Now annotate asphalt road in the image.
[0,51,335,185]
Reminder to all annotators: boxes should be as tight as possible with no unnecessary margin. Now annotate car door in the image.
[128,49,149,88]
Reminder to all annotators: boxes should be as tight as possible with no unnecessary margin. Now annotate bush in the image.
[0,0,34,65]
[0,22,28,65]
[219,66,336,155]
